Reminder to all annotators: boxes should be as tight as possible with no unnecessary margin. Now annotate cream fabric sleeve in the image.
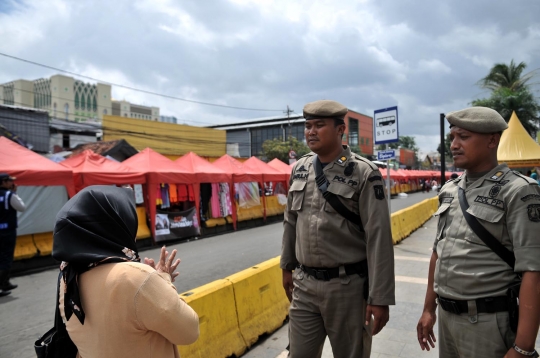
[134,271,200,345]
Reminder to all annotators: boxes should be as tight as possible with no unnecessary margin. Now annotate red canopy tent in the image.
[268,158,293,176]
[60,150,146,192]
[122,148,198,238]
[212,154,264,229]
[0,137,75,196]
[175,152,232,228]
[242,157,288,220]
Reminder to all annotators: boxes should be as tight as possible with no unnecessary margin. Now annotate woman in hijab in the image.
[52,185,199,358]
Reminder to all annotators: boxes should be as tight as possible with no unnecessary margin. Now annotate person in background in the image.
[0,173,26,297]
[530,172,540,185]
[52,185,199,358]
[417,107,540,358]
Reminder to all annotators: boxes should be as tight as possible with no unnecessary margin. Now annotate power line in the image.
[0,52,284,112]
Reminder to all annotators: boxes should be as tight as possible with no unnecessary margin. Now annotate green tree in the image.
[437,133,452,159]
[477,59,537,92]
[262,136,310,162]
[472,87,540,135]
[376,135,420,168]
[473,60,540,135]
[349,145,363,156]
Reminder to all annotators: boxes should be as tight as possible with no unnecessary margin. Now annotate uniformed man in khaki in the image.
[417,107,540,358]
[281,100,395,358]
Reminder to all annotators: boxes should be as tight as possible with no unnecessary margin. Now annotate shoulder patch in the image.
[373,185,385,200]
[527,204,540,222]
[368,175,382,182]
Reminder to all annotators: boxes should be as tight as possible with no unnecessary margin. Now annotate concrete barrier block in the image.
[390,213,404,244]
[33,232,53,256]
[225,256,290,347]
[178,280,247,358]
[14,234,38,260]
[135,206,151,240]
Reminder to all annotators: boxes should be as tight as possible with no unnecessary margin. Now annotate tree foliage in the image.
[477,60,537,92]
[473,60,540,135]
[437,133,452,160]
[472,87,540,135]
[377,135,419,152]
[262,136,310,162]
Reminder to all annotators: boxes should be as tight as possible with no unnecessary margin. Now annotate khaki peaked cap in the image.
[303,100,348,121]
[446,107,508,133]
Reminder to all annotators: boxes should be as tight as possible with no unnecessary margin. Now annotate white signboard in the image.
[374,106,399,145]
[377,150,396,161]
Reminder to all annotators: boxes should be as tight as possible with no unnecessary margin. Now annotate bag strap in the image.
[312,155,364,232]
[458,187,515,269]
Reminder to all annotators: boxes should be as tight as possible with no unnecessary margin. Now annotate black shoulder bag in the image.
[34,271,78,358]
[312,155,364,232]
[458,187,520,332]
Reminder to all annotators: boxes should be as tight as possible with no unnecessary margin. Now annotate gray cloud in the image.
[0,0,539,151]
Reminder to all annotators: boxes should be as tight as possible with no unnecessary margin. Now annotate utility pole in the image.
[284,105,294,142]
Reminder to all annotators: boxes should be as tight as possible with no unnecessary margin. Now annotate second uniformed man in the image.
[416,107,540,358]
[281,100,395,358]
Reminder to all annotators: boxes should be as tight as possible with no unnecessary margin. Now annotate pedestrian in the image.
[281,100,395,358]
[416,107,540,358]
[51,185,199,357]
[0,173,26,297]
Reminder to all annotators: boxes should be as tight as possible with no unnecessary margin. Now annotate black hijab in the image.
[52,185,140,325]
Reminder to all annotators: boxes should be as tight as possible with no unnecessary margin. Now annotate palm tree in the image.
[473,60,539,135]
[477,60,538,92]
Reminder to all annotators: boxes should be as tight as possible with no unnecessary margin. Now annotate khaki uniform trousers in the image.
[438,307,515,358]
[289,269,372,358]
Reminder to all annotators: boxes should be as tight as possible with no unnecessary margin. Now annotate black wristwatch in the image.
[513,343,539,357]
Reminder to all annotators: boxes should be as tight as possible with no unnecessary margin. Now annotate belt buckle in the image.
[314,269,330,281]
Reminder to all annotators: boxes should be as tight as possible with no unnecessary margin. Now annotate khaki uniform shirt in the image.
[433,164,540,300]
[280,146,395,305]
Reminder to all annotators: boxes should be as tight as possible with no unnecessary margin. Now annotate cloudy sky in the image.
[1,0,539,153]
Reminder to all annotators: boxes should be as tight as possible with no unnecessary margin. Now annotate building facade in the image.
[0,74,160,124]
[209,110,374,158]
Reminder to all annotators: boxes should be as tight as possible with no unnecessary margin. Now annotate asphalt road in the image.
[0,191,436,358]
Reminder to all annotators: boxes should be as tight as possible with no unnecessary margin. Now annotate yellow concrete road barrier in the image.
[178,280,247,358]
[14,234,38,260]
[225,256,290,348]
[390,213,404,244]
[33,232,53,256]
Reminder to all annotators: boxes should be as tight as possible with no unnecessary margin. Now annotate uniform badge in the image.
[490,171,504,180]
[527,204,540,222]
[296,165,307,172]
[441,196,453,204]
[521,194,540,202]
[368,175,382,182]
[489,185,501,198]
[374,185,385,200]
[337,156,347,164]
[344,162,355,176]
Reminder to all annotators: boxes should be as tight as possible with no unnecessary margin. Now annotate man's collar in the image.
[460,164,510,190]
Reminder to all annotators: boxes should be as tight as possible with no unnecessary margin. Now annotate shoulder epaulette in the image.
[511,170,538,184]
[352,154,379,171]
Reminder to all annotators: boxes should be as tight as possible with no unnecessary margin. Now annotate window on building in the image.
[349,118,359,146]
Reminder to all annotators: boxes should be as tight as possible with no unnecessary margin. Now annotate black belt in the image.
[437,295,508,315]
[300,261,367,281]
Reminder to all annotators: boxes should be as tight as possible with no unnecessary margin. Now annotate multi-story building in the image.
[209,110,374,158]
[159,115,178,124]
[0,74,160,124]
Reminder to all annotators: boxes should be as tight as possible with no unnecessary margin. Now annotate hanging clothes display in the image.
[210,183,221,218]
[220,183,232,217]
[169,184,178,204]
[177,184,188,202]
[133,184,144,204]
[235,182,261,208]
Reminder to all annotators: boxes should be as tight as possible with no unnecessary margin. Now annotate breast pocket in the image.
[465,203,505,245]
[323,183,357,213]
[289,180,307,211]
[433,202,451,242]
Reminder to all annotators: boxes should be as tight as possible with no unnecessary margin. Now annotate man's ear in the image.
[488,133,501,148]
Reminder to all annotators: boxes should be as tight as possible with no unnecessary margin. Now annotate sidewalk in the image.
[245,215,540,358]
[243,216,440,358]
